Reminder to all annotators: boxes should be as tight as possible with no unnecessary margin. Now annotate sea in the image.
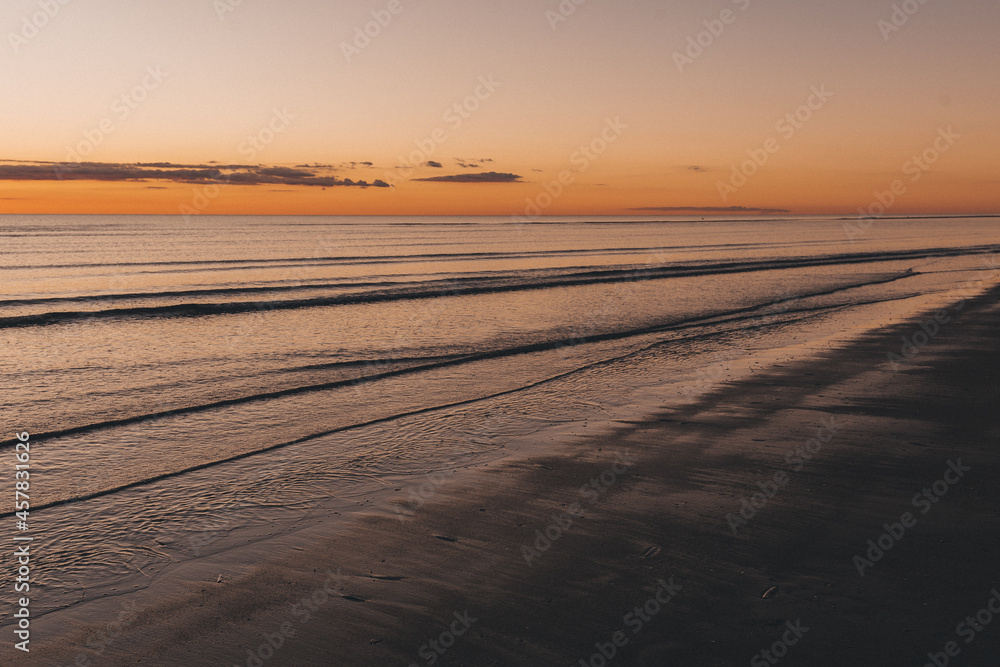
[2,214,998,627]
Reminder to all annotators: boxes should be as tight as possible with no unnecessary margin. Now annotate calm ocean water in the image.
[2,214,999,619]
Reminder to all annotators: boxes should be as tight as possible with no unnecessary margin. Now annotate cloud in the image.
[258,166,314,178]
[414,171,522,183]
[0,162,225,183]
[0,160,390,188]
[425,161,443,168]
[630,205,791,214]
[455,157,495,168]
[341,178,390,188]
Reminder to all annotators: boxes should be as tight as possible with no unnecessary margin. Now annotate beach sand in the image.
[18,286,1000,666]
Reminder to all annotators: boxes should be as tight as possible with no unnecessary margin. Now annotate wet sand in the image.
[17,286,1000,666]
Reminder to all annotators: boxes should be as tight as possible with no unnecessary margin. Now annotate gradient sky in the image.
[3,0,998,216]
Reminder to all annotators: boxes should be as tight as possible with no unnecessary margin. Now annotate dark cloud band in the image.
[414,171,521,183]
[0,161,390,188]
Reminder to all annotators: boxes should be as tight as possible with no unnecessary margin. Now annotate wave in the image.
[0,271,914,452]
[0,279,928,518]
[1,241,800,273]
[2,244,997,329]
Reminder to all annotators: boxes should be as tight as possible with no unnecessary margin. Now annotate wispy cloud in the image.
[455,157,495,168]
[414,171,521,183]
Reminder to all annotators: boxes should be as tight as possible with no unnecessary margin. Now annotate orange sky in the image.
[2,0,998,216]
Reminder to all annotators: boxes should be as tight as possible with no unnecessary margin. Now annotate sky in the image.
[2,0,998,216]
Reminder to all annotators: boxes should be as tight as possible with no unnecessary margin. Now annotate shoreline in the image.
[9,282,1000,665]
[6,273,961,629]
